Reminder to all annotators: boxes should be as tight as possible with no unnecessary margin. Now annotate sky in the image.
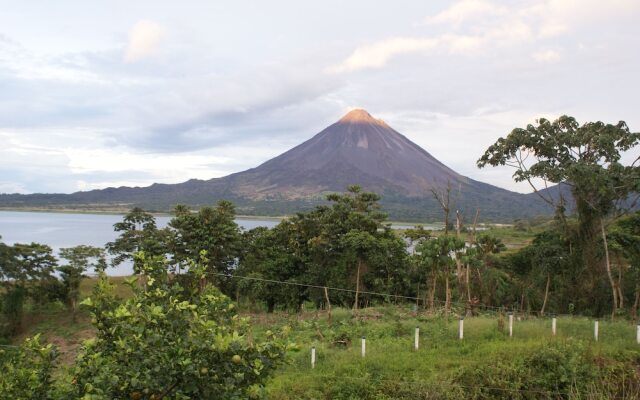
[1,0,639,195]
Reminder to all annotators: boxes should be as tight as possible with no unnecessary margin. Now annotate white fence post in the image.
[414,326,420,351]
[594,320,599,341]
[459,317,464,340]
[552,317,557,336]
[361,336,366,358]
[311,346,316,369]
[636,324,639,345]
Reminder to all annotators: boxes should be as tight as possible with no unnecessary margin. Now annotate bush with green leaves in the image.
[453,339,638,399]
[68,252,288,399]
[0,334,59,399]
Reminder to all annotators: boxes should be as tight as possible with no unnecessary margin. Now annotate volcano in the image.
[0,109,552,222]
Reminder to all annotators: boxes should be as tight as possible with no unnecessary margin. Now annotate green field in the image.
[13,278,640,399]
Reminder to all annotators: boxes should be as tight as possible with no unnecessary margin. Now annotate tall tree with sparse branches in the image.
[478,116,640,317]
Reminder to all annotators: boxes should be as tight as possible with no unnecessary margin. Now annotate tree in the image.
[106,207,168,273]
[167,201,241,291]
[0,242,56,336]
[478,116,640,317]
[58,245,107,322]
[71,253,287,399]
[607,212,640,318]
[237,224,307,312]
[0,235,14,281]
[10,243,57,284]
[306,186,407,310]
[415,235,465,314]
[473,234,506,305]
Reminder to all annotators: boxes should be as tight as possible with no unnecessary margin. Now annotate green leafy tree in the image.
[106,207,168,273]
[478,115,640,316]
[237,224,307,312]
[473,234,507,306]
[0,242,56,335]
[168,201,241,291]
[0,235,14,281]
[607,212,640,318]
[58,245,107,322]
[304,186,408,309]
[71,252,288,399]
[10,242,57,284]
[416,235,465,313]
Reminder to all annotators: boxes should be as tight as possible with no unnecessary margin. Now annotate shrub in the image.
[0,334,59,399]
[453,339,640,399]
[68,253,288,399]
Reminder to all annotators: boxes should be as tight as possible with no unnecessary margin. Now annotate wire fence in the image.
[210,272,629,320]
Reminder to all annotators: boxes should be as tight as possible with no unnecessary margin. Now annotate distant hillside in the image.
[0,109,554,222]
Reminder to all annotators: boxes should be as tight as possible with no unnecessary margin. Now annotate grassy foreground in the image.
[256,308,640,399]
[13,277,640,399]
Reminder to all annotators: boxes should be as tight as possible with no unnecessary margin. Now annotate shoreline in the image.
[0,207,286,223]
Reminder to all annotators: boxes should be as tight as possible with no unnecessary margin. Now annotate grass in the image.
[10,280,640,399]
[249,307,640,399]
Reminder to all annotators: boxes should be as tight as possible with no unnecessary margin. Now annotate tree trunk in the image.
[455,256,465,301]
[354,258,362,312]
[324,286,332,324]
[601,218,618,318]
[631,286,639,322]
[445,275,451,317]
[616,258,624,309]
[428,274,436,311]
[71,298,77,324]
[476,267,484,303]
[466,264,471,303]
[540,273,550,317]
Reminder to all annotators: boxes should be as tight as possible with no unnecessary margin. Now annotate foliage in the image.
[454,340,605,399]
[8,242,57,284]
[477,115,640,219]
[106,207,168,272]
[237,224,307,312]
[478,115,640,255]
[168,201,242,290]
[236,186,409,311]
[70,253,288,399]
[0,285,26,337]
[0,334,59,399]
[0,240,57,337]
[478,115,640,316]
[58,245,107,321]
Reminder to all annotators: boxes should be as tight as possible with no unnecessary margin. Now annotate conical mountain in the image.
[0,109,552,221]
[234,109,464,197]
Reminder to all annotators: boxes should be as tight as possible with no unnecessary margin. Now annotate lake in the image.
[0,211,278,276]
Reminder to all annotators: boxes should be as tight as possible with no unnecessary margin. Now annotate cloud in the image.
[329,38,438,73]
[426,0,507,26]
[532,49,561,63]
[331,0,640,72]
[124,20,165,63]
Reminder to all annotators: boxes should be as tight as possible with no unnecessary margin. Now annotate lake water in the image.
[0,211,278,276]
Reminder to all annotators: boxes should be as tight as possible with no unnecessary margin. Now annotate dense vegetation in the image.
[0,115,638,398]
